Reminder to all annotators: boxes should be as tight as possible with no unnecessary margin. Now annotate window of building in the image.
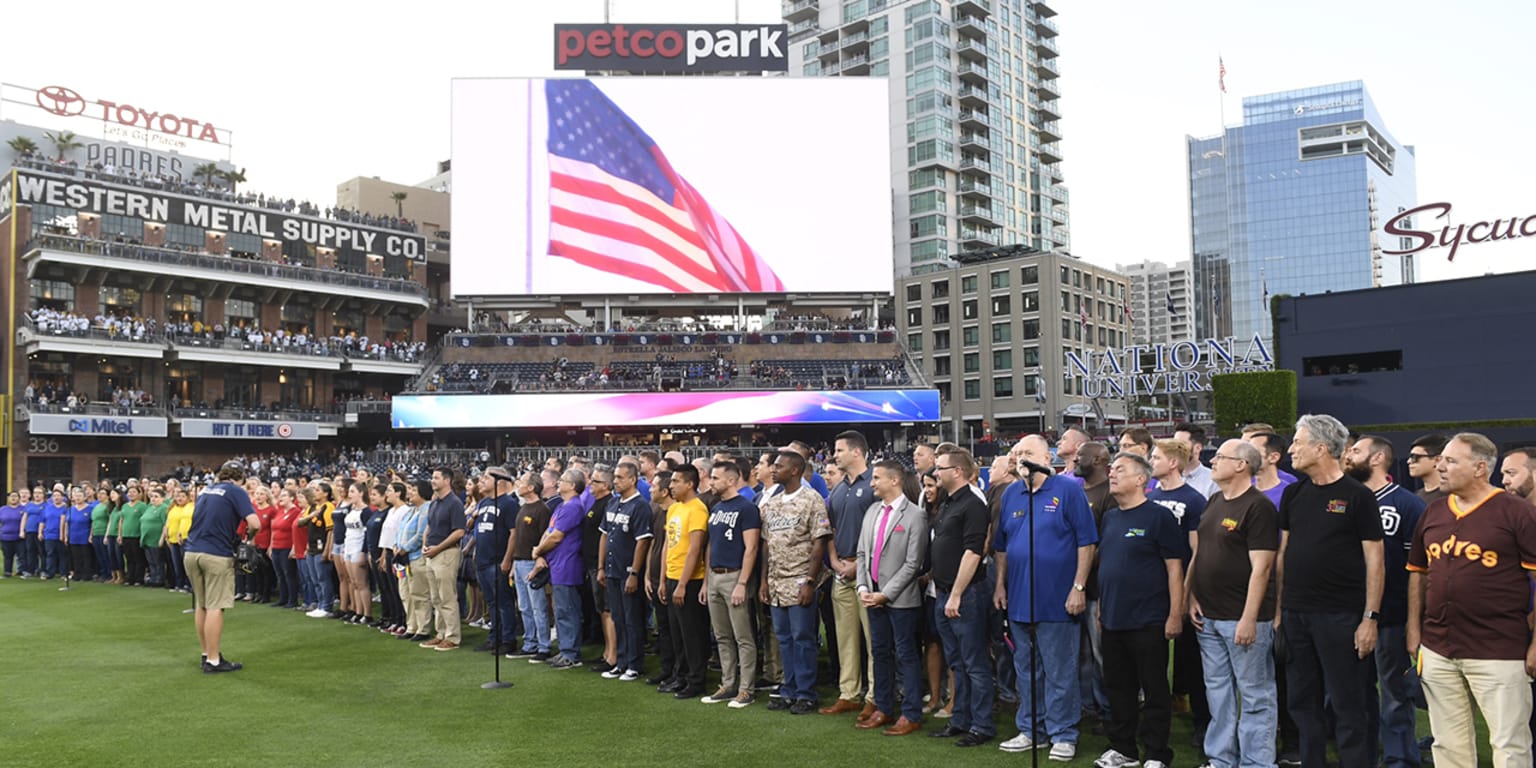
[933,329,950,351]
[281,303,314,332]
[907,307,923,326]
[910,190,946,214]
[909,168,944,190]
[1020,290,1039,312]
[992,350,1012,370]
[99,285,141,316]
[962,275,978,294]
[1060,290,1070,312]
[165,223,205,249]
[1020,265,1039,285]
[1096,277,1105,294]
[166,293,204,323]
[993,376,1013,398]
[1024,375,1039,397]
[909,214,947,239]
[225,298,257,328]
[1061,318,1072,337]
[1022,346,1040,367]
[963,379,981,400]
[991,295,1010,316]
[962,326,979,347]
[1302,350,1404,376]
[1060,265,1071,284]
[907,332,923,353]
[964,353,980,373]
[992,322,1012,344]
[962,300,978,320]
[100,215,145,241]
[936,382,951,401]
[933,304,950,324]
[906,284,922,303]
[932,279,950,299]
[1072,269,1082,288]
[933,355,951,376]
[910,239,945,263]
[990,270,1010,290]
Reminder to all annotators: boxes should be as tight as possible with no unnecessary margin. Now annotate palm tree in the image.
[216,167,248,194]
[193,162,220,188]
[6,136,39,159]
[42,130,83,162]
[390,191,408,218]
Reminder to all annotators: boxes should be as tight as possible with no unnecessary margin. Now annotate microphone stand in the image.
[483,485,513,690]
[1021,464,1046,768]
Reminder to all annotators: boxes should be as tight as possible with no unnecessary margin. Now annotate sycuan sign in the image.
[554,24,788,72]
[1384,202,1536,262]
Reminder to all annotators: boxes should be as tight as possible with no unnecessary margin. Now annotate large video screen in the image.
[391,389,940,429]
[451,78,894,297]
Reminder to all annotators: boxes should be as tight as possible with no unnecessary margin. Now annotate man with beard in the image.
[1344,435,1426,768]
[1499,447,1536,506]
[1074,441,1114,726]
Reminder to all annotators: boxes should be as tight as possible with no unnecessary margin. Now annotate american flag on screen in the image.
[544,81,784,293]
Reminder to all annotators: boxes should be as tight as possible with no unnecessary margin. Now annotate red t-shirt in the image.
[252,505,277,548]
[290,509,308,559]
[1407,489,1536,660]
[270,503,299,549]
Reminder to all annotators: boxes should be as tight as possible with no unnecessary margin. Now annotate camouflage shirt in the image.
[760,484,832,607]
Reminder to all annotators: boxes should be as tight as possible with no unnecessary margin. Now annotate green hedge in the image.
[1349,418,1536,432]
[1211,370,1297,437]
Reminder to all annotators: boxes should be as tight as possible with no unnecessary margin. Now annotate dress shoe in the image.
[766,697,793,711]
[657,678,684,694]
[858,702,877,720]
[955,732,993,748]
[930,724,967,739]
[856,711,891,730]
[883,717,921,736]
[818,698,862,715]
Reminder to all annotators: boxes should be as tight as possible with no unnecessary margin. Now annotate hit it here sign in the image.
[555,24,789,73]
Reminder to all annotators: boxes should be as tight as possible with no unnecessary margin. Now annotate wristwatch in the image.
[1072,582,1085,593]
[625,566,636,575]
[1363,610,1380,621]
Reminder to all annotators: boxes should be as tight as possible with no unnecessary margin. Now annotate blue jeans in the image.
[513,560,551,653]
[169,543,188,589]
[91,536,111,580]
[1197,618,1277,768]
[982,562,1018,703]
[476,562,519,647]
[105,537,121,576]
[1011,620,1083,743]
[935,584,995,737]
[43,538,64,577]
[22,532,40,575]
[1080,598,1111,716]
[869,604,923,721]
[771,602,819,702]
[552,584,582,661]
[144,543,165,585]
[1375,624,1420,767]
[314,556,337,610]
[608,576,646,672]
[1,539,18,575]
[272,548,295,607]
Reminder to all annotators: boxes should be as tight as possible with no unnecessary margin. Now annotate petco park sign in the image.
[33,84,224,145]
[555,24,788,73]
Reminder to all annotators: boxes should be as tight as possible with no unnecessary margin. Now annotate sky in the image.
[4,0,1532,285]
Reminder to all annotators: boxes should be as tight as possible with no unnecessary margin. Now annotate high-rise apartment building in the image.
[787,0,1070,278]
[1118,259,1194,347]
[1188,81,1417,345]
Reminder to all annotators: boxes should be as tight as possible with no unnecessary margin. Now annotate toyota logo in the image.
[36,85,86,117]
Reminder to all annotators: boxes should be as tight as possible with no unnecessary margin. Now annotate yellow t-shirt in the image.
[166,502,194,544]
[664,497,708,582]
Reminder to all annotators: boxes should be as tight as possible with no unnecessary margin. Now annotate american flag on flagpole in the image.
[544,81,785,293]
[1079,307,1089,328]
[1165,291,1176,316]
[1122,299,1133,323]
[1262,268,1270,311]
[1035,375,1047,404]
[1219,56,1227,94]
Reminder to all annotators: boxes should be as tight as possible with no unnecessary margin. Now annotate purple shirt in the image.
[547,497,585,586]
[0,505,21,541]
[1260,477,1294,511]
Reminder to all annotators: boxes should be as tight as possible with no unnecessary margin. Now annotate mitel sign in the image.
[554,24,788,73]
[1383,202,1536,262]
[1067,335,1274,399]
[29,413,169,438]
[34,84,224,144]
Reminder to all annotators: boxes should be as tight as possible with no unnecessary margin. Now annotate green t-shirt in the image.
[107,506,124,537]
[139,502,168,546]
[120,500,146,538]
[90,502,111,536]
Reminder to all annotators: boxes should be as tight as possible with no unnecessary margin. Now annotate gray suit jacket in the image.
[855,494,928,609]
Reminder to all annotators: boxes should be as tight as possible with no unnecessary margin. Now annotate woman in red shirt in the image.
[291,488,314,611]
[268,487,302,609]
[248,486,278,603]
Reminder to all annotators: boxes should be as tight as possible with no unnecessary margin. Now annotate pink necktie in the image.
[872,504,893,582]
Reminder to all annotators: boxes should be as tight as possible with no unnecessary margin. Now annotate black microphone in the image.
[1016,460,1053,476]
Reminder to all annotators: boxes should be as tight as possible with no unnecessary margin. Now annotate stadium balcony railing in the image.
[26,234,427,299]
[172,406,343,424]
[20,401,164,419]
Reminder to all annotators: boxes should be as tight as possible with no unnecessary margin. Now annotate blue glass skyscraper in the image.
[1188,81,1417,345]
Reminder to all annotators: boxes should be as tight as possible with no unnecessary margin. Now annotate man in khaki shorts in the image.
[184,461,260,673]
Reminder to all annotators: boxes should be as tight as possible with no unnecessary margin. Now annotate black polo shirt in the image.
[930,486,989,593]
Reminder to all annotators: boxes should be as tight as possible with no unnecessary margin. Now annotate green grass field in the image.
[0,578,1469,767]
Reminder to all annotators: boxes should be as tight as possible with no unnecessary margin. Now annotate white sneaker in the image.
[618,669,641,682]
[1093,749,1139,768]
[1048,743,1077,762]
[600,667,622,679]
[1142,761,1168,768]
[999,733,1038,753]
[305,608,328,618]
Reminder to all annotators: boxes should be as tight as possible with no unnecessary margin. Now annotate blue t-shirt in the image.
[0,505,23,540]
[42,502,67,540]
[993,474,1099,623]
[185,483,256,557]
[1374,482,1426,626]
[23,501,44,534]
[65,505,93,543]
[1097,500,1187,631]
[738,486,757,503]
[827,467,873,561]
[600,494,654,578]
[546,497,585,586]
[1148,484,1206,563]
[636,477,652,502]
[707,495,761,571]
[807,472,830,500]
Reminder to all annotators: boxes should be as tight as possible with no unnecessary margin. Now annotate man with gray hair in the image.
[1277,414,1385,768]
[1187,438,1279,768]
[1409,433,1536,767]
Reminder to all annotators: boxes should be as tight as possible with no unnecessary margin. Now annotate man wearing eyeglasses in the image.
[927,447,996,748]
[1408,433,1536,766]
[1276,414,1385,768]
[1407,435,1448,506]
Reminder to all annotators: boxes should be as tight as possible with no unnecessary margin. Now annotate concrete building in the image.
[787,0,1069,278]
[1188,80,1417,346]
[896,248,1128,442]
[1118,259,1194,347]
